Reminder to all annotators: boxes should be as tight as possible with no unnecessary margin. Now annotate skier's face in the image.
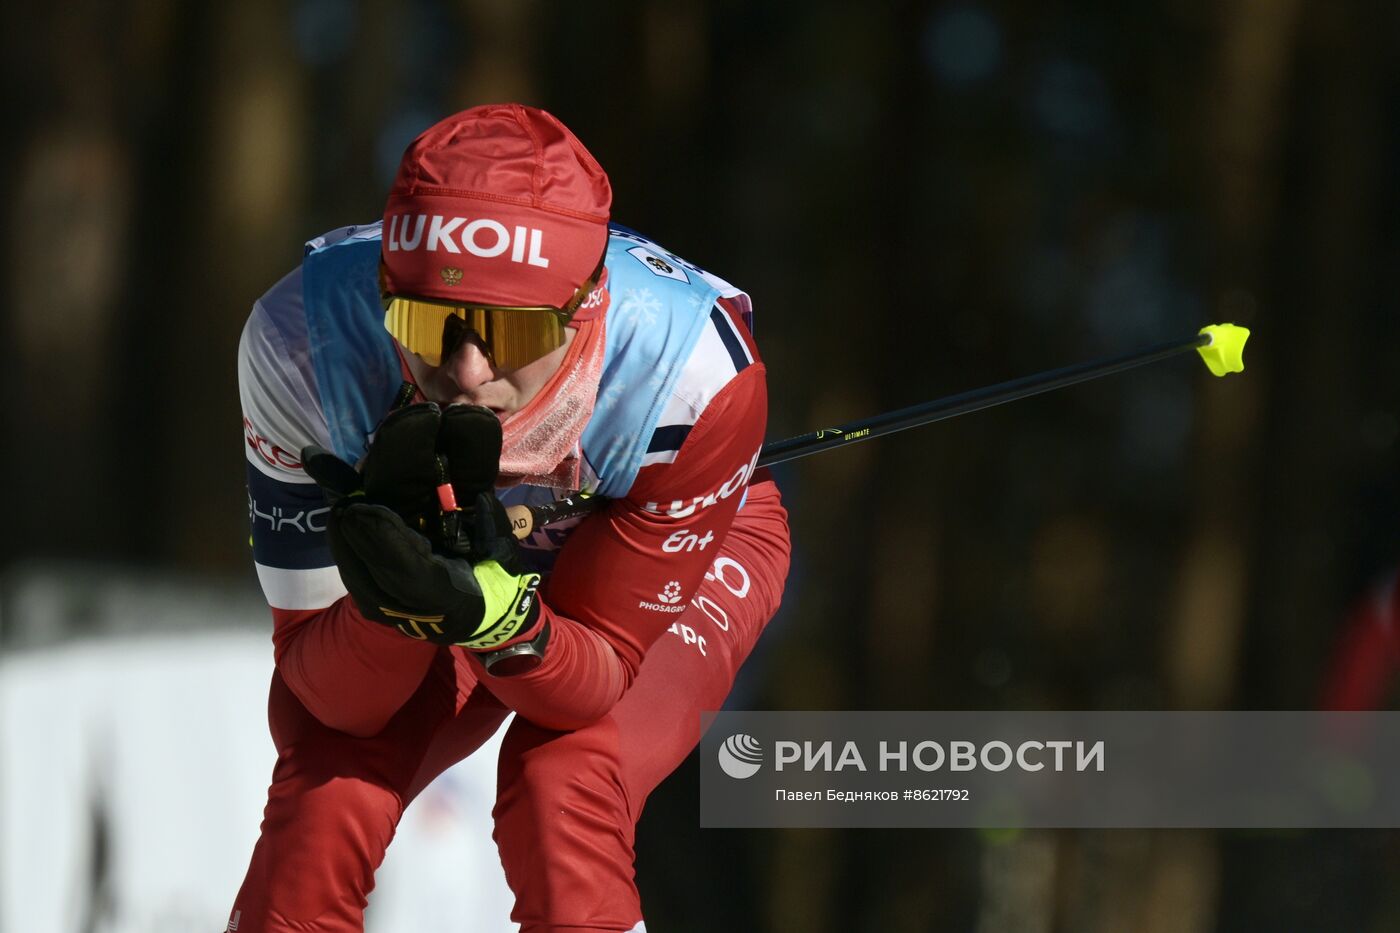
[399,325,576,418]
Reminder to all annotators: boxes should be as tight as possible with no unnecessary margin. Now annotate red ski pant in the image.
[229,480,789,932]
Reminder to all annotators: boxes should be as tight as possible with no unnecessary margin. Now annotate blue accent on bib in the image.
[580,227,721,497]
[301,236,401,463]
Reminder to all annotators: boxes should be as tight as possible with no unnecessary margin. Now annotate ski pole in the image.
[506,323,1250,538]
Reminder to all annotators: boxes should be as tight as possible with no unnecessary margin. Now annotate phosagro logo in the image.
[718,733,764,779]
[639,580,688,614]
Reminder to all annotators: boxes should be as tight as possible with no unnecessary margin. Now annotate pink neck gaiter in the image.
[497,314,606,489]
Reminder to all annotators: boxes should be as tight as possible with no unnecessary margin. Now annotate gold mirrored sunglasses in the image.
[382,264,602,371]
[383,296,573,370]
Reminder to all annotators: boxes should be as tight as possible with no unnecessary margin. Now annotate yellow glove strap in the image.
[459,562,542,651]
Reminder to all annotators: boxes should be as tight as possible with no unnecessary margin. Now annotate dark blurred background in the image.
[3,0,1399,930]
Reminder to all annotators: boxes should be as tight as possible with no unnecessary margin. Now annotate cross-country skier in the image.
[230,103,791,932]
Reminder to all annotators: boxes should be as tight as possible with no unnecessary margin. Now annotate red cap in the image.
[381,104,611,308]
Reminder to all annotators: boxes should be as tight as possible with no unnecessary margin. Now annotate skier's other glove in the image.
[432,402,506,558]
[301,401,442,524]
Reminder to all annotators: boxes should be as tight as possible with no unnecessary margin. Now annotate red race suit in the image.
[229,223,791,933]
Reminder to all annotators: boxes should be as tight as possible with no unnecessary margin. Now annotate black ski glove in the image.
[325,497,541,649]
[301,401,541,650]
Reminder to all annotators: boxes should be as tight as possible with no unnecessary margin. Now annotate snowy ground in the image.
[0,629,517,933]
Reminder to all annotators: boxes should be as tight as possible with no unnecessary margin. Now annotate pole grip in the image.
[508,493,605,540]
[506,504,535,540]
